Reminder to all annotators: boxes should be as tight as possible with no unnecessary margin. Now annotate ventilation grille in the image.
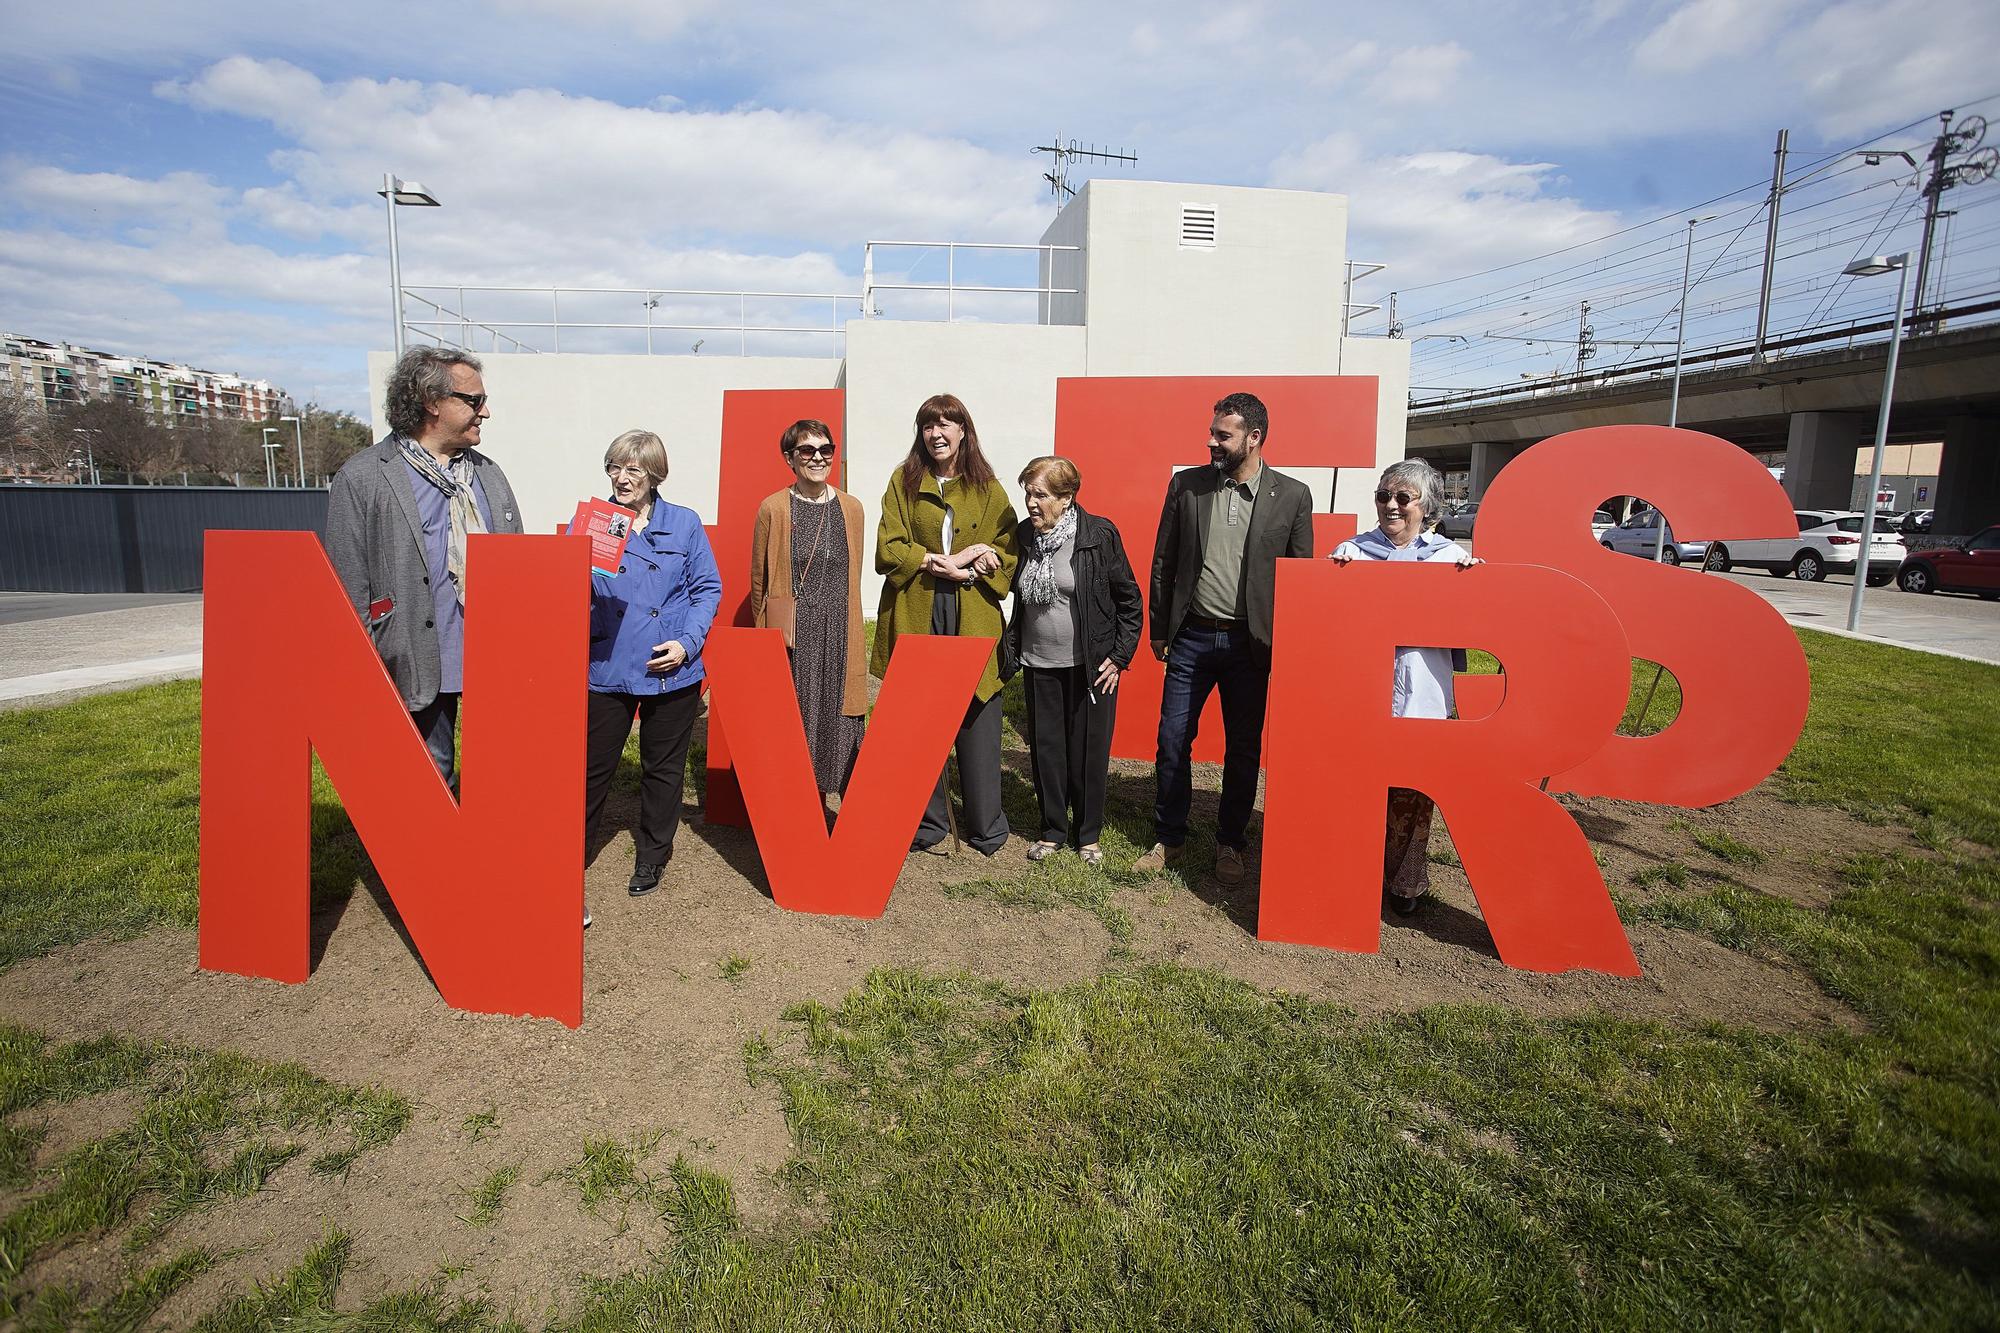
[1180,204,1217,248]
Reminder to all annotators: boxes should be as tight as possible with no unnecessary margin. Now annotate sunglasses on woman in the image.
[1374,490,1422,506]
[789,443,836,460]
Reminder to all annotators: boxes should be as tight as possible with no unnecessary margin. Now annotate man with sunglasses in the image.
[1135,391,1314,886]
[327,346,524,787]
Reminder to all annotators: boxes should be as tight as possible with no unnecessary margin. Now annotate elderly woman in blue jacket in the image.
[1329,458,1480,918]
[585,429,722,905]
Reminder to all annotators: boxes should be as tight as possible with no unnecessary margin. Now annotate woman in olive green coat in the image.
[873,393,1020,855]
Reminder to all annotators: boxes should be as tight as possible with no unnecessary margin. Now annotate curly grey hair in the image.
[384,347,483,438]
[1377,458,1446,528]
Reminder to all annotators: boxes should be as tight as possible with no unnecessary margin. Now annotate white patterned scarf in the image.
[1017,504,1078,605]
[397,434,486,604]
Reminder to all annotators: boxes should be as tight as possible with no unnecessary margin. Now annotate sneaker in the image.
[1215,845,1246,885]
[583,908,593,929]
[1027,840,1059,862]
[628,862,665,896]
[1133,842,1182,874]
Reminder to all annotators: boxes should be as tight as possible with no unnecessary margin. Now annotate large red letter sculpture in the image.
[1051,375,1380,761]
[706,628,994,916]
[1475,426,1809,806]
[702,388,846,826]
[199,531,588,1026]
[1261,559,1640,976]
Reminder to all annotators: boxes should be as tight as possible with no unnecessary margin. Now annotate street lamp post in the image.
[1657,213,1718,564]
[377,174,442,359]
[69,427,99,485]
[261,427,280,488]
[1842,253,1913,634]
[280,413,305,486]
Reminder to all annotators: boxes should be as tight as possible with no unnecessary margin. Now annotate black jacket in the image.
[1149,463,1314,651]
[1004,506,1143,677]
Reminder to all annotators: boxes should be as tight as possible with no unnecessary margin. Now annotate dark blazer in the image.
[1149,463,1314,651]
[325,435,524,709]
[1004,506,1143,677]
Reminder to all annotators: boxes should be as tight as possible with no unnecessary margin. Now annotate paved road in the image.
[0,592,199,627]
[1712,567,2000,663]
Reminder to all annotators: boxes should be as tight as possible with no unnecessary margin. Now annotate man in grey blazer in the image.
[326,347,524,788]
[1134,391,1314,886]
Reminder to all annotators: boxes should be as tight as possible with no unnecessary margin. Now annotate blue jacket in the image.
[588,497,722,695]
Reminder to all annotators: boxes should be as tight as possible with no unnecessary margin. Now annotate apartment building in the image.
[0,332,288,427]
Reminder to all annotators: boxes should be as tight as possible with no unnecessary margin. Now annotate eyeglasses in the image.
[447,391,488,412]
[1374,490,1422,507]
[605,464,651,480]
[789,443,836,460]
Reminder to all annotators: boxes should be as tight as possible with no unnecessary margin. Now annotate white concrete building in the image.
[368,179,1409,604]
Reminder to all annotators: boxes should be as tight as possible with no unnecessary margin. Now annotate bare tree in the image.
[0,392,56,476]
[54,399,168,483]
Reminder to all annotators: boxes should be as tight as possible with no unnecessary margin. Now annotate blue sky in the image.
[2,0,1994,414]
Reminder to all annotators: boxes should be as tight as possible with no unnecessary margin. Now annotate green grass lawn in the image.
[0,628,1996,1327]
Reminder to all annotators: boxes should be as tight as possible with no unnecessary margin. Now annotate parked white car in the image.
[1726,510,1905,584]
[1599,510,1716,567]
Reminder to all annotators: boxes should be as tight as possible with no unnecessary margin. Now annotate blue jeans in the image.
[1153,624,1270,851]
[412,692,461,790]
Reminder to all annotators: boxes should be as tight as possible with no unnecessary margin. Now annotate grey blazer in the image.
[1148,463,1315,652]
[325,436,524,709]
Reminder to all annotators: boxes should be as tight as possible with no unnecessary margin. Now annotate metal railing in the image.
[860,241,1082,323]
[400,285,860,356]
[397,240,1365,352]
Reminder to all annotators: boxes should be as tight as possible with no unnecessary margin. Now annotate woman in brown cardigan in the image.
[750,419,868,801]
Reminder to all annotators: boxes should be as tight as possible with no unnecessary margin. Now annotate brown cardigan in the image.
[750,487,869,716]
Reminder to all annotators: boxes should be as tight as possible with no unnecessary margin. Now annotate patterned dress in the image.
[789,492,864,793]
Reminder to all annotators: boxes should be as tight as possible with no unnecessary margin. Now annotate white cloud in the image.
[1270,133,1625,302]
[1780,0,1994,137]
[1633,0,1799,74]
[1367,43,1471,105]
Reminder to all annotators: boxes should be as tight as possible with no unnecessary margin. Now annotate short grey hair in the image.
[1378,458,1446,527]
[384,347,483,437]
[605,429,668,487]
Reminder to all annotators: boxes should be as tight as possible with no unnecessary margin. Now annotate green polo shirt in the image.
[1191,463,1262,620]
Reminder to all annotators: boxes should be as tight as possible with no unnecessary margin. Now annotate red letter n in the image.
[199,531,588,1026]
[1261,559,1639,976]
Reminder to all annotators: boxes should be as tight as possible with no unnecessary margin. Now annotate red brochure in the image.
[567,498,636,575]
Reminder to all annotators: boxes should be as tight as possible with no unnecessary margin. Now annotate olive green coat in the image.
[871,470,1020,703]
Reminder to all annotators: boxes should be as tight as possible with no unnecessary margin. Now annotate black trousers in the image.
[583,684,701,866]
[1023,663,1118,847]
[915,692,1010,854]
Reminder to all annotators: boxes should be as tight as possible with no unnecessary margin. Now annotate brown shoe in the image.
[1214,845,1246,885]
[1133,842,1182,874]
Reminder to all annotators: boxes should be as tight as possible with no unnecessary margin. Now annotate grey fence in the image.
[0,486,329,593]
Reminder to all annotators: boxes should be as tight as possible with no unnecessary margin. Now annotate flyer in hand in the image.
[567,497,637,575]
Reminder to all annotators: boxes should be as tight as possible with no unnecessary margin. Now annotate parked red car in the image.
[1896,525,2000,598]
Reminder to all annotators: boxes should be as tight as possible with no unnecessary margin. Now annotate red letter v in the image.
[705,627,993,917]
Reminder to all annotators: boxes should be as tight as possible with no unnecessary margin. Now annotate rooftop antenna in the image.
[1031,135,1138,203]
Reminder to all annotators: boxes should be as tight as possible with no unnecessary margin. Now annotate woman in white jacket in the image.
[1329,458,1480,916]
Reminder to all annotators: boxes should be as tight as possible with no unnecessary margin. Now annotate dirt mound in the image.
[0,777,1908,1324]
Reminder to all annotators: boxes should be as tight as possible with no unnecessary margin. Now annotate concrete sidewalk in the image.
[0,594,204,710]
[2,573,1995,713]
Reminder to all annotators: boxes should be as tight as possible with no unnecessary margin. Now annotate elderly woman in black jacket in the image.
[1005,456,1142,866]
